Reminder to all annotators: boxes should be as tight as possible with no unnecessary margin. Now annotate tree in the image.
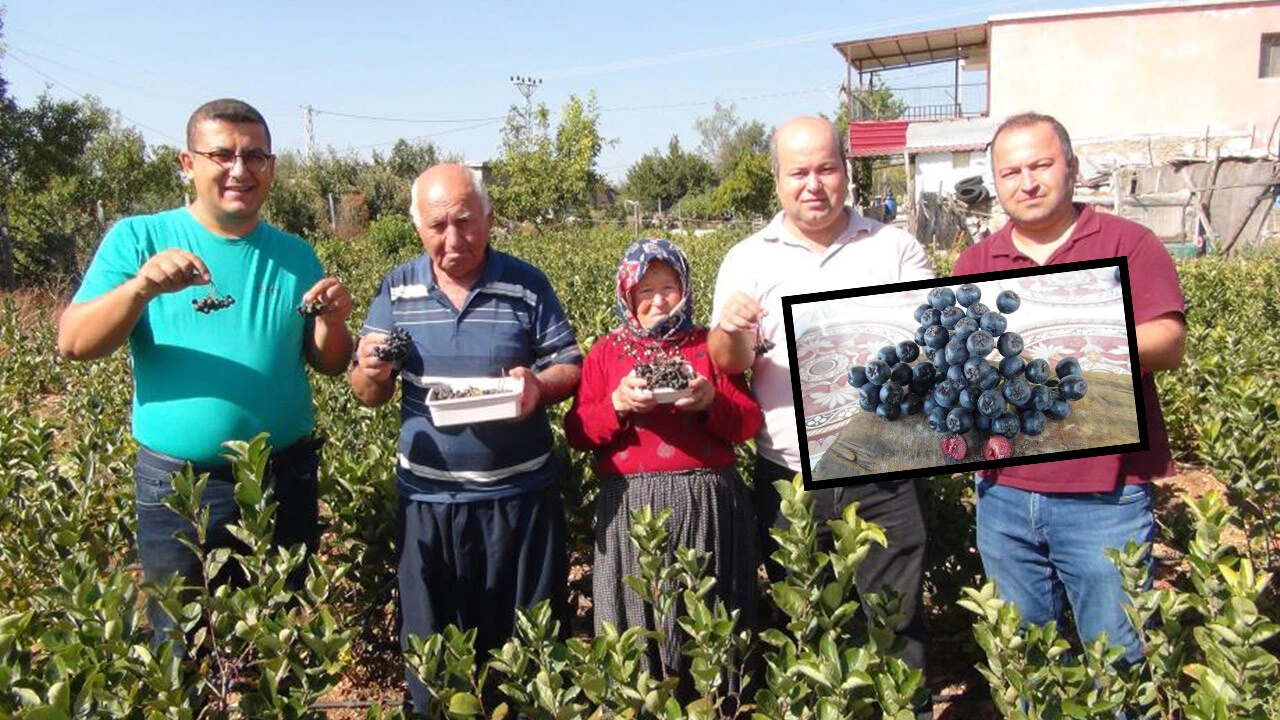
[0,17,103,287]
[357,140,441,221]
[5,99,183,283]
[489,103,556,224]
[622,135,716,212]
[489,92,607,224]
[710,149,776,217]
[554,93,607,213]
[693,101,770,177]
[264,152,324,237]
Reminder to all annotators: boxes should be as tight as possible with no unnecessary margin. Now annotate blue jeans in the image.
[134,437,322,651]
[975,478,1154,666]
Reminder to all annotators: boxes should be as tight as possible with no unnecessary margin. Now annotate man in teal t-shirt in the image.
[58,99,354,649]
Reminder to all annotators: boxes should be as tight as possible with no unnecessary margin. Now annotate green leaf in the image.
[448,693,482,717]
[772,584,806,620]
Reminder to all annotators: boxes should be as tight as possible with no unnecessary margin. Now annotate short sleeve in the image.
[897,233,936,282]
[300,244,325,290]
[360,275,395,336]
[710,244,752,329]
[532,279,582,370]
[72,219,144,303]
[1126,231,1185,326]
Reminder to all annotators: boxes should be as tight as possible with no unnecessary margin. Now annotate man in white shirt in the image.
[709,115,935,718]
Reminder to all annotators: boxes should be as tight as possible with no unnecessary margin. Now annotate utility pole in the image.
[302,104,316,155]
[509,76,542,133]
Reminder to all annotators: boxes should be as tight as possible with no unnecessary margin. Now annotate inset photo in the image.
[781,259,1149,488]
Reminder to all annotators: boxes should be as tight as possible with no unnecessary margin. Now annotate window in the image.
[954,151,972,169]
[1262,33,1280,78]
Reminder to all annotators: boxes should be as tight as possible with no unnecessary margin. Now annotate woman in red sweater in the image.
[565,237,762,697]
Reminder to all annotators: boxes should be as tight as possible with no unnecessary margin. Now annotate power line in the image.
[4,53,184,145]
[8,46,187,105]
[309,107,505,124]
[601,85,831,113]
[5,28,293,117]
[349,118,503,151]
[303,82,834,138]
[533,0,1031,80]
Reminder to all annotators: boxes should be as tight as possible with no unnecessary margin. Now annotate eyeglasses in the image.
[188,148,275,172]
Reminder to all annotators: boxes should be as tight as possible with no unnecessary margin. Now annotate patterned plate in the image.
[999,268,1123,305]
[1018,321,1132,374]
[852,288,934,308]
[796,321,920,469]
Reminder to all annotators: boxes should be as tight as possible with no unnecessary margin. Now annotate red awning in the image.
[848,120,910,158]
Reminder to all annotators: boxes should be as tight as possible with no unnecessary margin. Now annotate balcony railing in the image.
[849,81,988,123]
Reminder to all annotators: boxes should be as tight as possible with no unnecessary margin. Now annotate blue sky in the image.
[3,0,1133,182]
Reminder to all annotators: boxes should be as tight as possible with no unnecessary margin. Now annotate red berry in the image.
[982,435,1014,461]
[940,433,967,461]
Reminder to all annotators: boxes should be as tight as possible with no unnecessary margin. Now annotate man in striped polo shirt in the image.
[349,164,582,711]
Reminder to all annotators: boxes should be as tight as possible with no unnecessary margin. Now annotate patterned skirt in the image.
[592,467,759,697]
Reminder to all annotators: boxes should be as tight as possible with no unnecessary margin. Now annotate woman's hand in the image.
[612,374,656,416]
[674,374,714,413]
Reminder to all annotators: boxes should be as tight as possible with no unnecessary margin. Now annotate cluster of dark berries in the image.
[296,299,327,318]
[192,288,235,314]
[432,385,505,400]
[634,355,694,390]
[844,339,926,422]
[372,328,413,362]
[846,283,1089,461]
[754,337,777,356]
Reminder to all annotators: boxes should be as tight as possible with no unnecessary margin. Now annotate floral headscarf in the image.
[614,237,695,345]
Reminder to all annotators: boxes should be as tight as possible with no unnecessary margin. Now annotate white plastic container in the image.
[425,377,524,427]
[650,386,694,404]
[630,362,695,404]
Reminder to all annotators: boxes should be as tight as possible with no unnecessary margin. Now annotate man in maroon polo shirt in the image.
[953,112,1186,673]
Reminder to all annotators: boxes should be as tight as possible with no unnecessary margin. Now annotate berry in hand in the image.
[296,299,328,318]
[192,287,235,314]
[633,355,694,390]
[373,328,413,362]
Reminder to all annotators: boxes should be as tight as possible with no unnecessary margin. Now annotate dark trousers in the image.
[397,484,569,713]
[754,457,931,717]
[134,437,322,652]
